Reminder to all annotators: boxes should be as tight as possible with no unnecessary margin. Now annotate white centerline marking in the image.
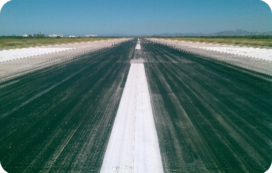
[135,44,141,50]
[100,63,163,173]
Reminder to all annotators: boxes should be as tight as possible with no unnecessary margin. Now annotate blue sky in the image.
[0,0,272,36]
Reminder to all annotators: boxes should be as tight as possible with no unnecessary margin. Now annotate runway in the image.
[142,40,272,172]
[0,39,271,172]
[0,41,133,172]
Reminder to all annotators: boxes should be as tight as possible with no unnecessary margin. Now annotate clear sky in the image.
[0,0,272,36]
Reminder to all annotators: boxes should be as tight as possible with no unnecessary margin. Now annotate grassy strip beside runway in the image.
[0,37,118,50]
[155,36,272,47]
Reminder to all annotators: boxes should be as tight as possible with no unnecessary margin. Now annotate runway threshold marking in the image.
[100,62,163,173]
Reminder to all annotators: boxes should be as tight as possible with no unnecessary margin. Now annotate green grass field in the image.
[0,37,118,49]
[155,36,272,47]
[2,36,271,49]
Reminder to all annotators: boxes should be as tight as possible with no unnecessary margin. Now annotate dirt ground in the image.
[149,38,272,77]
[0,38,130,81]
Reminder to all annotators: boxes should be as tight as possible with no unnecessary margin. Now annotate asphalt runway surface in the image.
[0,41,133,172]
[0,39,272,173]
[141,40,272,172]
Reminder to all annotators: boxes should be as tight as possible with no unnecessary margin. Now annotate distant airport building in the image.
[48,34,64,38]
[85,35,97,37]
[69,35,77,38]
[23,34,30,37]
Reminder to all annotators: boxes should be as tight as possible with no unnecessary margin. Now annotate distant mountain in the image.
[214,29,272,36]
[153,30,272,37]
